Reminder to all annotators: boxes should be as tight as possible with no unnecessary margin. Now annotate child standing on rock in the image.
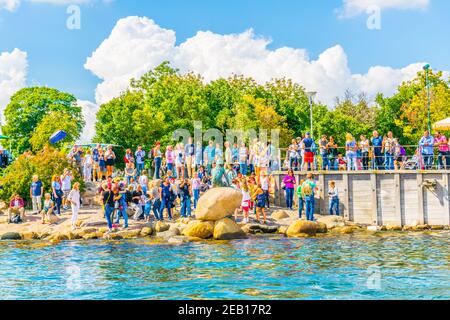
[254,184,267,224]
[328,180,340,216]
[67,182,81,231]
[296,179,305,219]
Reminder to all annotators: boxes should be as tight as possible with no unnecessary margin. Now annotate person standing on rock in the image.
[185,137,195,179]
[301,173,317,221]
[30,174,43,215]
[83,149,93,182]
[296,179,305,219]
[51,174,63,216]
[149,180,161,221]
[254,184,267,224]
[102,183,115,233]
[179,179,192,218]
[239,182,252,223]
[260,172,270,209]
[191,172,201,210]
[159,177,173,221]
[152,142,163,180]
[67,182,81,231]
[328,180,340,216]
[113,186,129,229]
[283,169,296,211]
[60,168,73,211]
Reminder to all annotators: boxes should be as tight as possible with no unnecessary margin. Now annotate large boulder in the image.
[386,224,402,231]
[317,215,346,229]
[140,227,154,237]
[117,229,141,239]
[271,210,290,220]
[213,218,247,240]
[1,232,22,240]
[316,222,328,234]
[332,226,359,234]
[195,188,243,221]
[156,228,181,239]
[182,221,214,239]
[155,221,170,233]
[21,232,39,240]
[286,220,317,237]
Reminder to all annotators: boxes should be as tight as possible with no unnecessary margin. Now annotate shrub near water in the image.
[0,147,84,203]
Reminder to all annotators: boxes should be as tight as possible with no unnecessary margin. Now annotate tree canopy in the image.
[1,87,85,154]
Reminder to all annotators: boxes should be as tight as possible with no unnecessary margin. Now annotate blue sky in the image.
[0,0,449,109]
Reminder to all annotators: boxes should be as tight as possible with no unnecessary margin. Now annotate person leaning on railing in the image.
[434,132,450,170]
[419,130,435,170]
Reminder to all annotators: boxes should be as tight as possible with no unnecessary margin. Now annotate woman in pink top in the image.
[434,132,450,170]
[165,145,175,174]
[283,169,296,210]
[191,172,201,209]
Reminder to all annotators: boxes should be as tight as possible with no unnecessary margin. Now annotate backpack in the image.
[11,215,22,224]
[302,182,313,197]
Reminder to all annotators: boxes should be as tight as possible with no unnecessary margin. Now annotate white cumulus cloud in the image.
[338,0,430,18]
[77,100,99,144]
[84,16,432,108]
[0,48,28,125]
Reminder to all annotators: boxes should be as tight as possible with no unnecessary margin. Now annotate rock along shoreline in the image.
[0,207,448,245]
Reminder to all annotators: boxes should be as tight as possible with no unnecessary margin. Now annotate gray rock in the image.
[1,232,22,240]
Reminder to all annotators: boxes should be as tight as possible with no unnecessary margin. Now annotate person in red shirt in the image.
[8,194,26,223]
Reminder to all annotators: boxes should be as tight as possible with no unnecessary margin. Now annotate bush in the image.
[0,146,84,204]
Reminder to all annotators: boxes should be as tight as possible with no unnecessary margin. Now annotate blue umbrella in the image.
[49,130,67,144]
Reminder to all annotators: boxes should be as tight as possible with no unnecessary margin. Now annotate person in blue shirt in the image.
[135,146,146,177]
[371,131,383,170]
[419,130,435,170]
[195,141,203,171]
[30,175,44,215]
[203,141,216,175]
[113,187,128,229]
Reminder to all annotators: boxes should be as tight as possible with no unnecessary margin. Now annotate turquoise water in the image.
[0,232,449,300]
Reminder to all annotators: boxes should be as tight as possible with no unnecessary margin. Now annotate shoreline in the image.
[0,206,448,243]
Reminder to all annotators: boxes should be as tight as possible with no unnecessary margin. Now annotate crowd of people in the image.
[285,130,450,171]
[3,129,449,229]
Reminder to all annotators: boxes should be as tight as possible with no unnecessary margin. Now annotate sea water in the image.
[0,232,448,300]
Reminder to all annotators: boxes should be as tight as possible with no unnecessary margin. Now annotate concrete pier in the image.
[273,171,450,227]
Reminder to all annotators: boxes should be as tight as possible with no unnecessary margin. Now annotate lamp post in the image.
[423,64,431,133]
[306,91,317,139]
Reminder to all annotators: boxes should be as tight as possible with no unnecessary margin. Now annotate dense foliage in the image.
[0,147,84,203]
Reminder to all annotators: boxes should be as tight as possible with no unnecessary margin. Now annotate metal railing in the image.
[278,145,450,171]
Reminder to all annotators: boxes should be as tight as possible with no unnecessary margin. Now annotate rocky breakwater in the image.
[182,188,247,240]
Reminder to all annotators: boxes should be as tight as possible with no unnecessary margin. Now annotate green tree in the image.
[376,69,450,145]
[94,91,145,150]
[1,87,84,154]
[29,111,81,151]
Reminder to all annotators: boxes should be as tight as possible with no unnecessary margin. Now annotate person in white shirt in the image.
[239,183,252,224]
[67,182,81,230]
[260,172,270,209]
[60,168,73,211]
[83,150,93,182]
